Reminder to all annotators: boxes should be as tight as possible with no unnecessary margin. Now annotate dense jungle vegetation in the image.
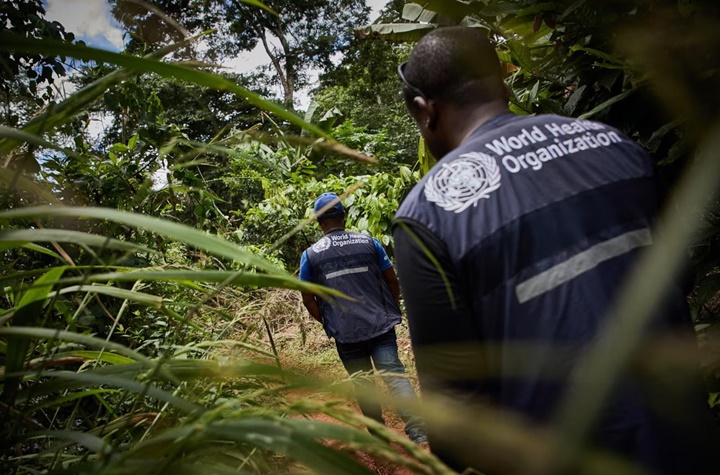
[1,0,720,474]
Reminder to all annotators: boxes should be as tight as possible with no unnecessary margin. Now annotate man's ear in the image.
[413,97,438,131]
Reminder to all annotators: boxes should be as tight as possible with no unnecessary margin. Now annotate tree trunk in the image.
[255,25,294,109]
[272,21,295,109]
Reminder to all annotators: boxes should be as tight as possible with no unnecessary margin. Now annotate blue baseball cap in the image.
[313,192,344,219]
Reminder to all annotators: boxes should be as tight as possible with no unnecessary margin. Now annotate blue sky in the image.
[45,0,125,51]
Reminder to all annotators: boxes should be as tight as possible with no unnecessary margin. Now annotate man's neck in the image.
[323,226,345,235]
[445,100,510,150]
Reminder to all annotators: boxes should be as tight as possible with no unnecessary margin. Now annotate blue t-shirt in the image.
[299,236,392,282]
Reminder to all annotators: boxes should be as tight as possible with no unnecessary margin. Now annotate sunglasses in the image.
[397,61,426,100]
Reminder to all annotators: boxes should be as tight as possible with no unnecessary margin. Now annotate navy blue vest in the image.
[395,113,690,422]
[305,230,401,343]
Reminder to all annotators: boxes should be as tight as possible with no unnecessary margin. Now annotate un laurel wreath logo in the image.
[312,237,331,253]
[424,152,502,213]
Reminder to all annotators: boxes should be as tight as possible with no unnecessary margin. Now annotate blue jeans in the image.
[335,328,427,443]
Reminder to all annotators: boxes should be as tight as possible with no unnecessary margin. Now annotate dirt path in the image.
[309,410,421,475]
[262,290,429,473]
[282,382,428,474]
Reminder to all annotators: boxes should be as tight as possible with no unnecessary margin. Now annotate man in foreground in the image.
[299,192,427,445]
[393,26,713,473]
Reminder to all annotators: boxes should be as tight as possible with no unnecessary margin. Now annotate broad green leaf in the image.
[0,229,157,254]
[578,88,635,119]
[559,0,588,20]
[570,45,625,65]
[354,23,436,42]
[19,243,63,260]
[402,3,439,23]
[302,101,320,137]
[16,266,66,310]
[564,84,587,115]
[417,136,437,177]
[127,134,139,150]
[415,0,475,20]
[0,206,285,275]
[3,267,66,404]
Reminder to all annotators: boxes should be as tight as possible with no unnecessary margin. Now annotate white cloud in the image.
[46,0,124,50]
[367,0,388,22]
[230,42,273,71]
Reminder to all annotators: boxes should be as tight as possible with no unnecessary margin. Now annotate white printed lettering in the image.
[485,137,513,155]
[525,151,542,170]
[564,138,578,154]
[502,155,522,173]
[531,126,548,142]
[507,136,524,149]
[538,148,552,162]
[574,137,589,151]
[545,122,564,137]
[597,133,611,146]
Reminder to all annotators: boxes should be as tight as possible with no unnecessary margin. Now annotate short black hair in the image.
[403,26,505,107]
[317,213,345,225]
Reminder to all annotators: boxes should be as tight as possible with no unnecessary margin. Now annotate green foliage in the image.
[2,0,720,473]
[0,0,75,107]
[0,5,434,472]
[363,0,720,391]
[113,0,371,107]
[359,0,720,464]
[315,39,418,164]
[242,165,419,268]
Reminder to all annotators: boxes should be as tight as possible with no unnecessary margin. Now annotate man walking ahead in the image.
[393,26,714,473]
[299,192,427,445]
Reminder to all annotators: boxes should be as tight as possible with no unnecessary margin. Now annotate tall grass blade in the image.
[20,370,200,414]
[0,229,158,254]
[2,268,65,405]
[54,270,345,297]
[0,34,333,140]
[0,33,210,155]
[27,388,119,411]
[0,327,149,367]
[15,267,66,310]
[40,430,113,455]
[52,285,163,308]
[0,206,284,275]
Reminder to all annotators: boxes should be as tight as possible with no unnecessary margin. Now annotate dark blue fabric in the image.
[302,230,401,343]
[394,113,699,472]
[459,177,656,297]
[299,237,392,280]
